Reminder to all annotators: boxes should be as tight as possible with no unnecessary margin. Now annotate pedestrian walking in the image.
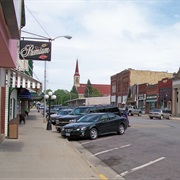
[123,107,131,127]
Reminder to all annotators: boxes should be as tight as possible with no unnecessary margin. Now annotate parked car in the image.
[55,105,121,132]
[120,105,142,116]
[46,105,70,118]
[61,113,128,140]
[50,109,73,125]
[148,109,172,120]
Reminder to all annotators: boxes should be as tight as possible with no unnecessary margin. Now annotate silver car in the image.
[149,109,172,120]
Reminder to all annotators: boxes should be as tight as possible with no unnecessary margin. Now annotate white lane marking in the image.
[81,137,112,145]
[94,144,131,156]
[120,157,166,177]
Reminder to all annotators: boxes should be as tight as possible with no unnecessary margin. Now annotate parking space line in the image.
[81,137,112,145]
[120,157,166,177]
[94,144,131,156]
[99,173,108,180]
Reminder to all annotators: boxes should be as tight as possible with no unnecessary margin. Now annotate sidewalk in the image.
[0,108,124,180]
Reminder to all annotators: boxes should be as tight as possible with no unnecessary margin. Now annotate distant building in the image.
[111,68,173,108]
[67,60,110,107]
[172,68,180,116]
[73,59,110,98]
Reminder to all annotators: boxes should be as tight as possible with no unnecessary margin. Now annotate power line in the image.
[25,5,51,38]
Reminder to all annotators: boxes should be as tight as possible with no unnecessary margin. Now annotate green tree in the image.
[85,79,93,97]
[70,85,78,99]
[53,89,73,106]
[91,88,103,97]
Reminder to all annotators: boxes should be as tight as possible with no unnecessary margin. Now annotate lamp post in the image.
[43,35,72,121]
[44,91,56,130]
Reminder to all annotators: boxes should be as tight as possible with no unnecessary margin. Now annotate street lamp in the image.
[43,35,72,121]
[51,35,72,41]
[44,91,56,130]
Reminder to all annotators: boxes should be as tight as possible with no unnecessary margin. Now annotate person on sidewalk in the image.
[25,107,29,117]
[123,107,131,127]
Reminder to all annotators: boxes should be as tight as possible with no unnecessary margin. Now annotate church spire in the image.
[74,59,80,76]
[74,59,80,87]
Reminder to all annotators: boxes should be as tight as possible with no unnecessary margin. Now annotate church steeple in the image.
[74,59,80,87]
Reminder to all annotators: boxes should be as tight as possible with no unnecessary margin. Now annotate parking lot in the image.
[70,115,180,180]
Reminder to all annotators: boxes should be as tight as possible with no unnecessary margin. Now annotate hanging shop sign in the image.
[19,40,51,61]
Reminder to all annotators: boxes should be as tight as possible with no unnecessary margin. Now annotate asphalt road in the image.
[71,115,180,180]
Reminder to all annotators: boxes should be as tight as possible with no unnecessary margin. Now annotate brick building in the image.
[111,68,173,108]
[74,59,110,98]
[158,78,172,110]
[172,68,180,116]
[138,83,148,112]
[67,60,111,107]
[146,84,158,113]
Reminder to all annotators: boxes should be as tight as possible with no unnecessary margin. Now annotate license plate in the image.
[66,132,70,136]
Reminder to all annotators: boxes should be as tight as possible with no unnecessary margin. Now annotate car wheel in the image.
[150,117,153,119]
[117,124,125,135]
[89,128,98,140]
[168,115,171,120]
[160,115,163,120]
[138,112,141,116]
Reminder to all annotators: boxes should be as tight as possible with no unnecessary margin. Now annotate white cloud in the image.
[23,0,180,91]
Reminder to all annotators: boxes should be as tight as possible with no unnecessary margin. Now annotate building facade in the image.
[66,60,111,107]
[0,1,25,142]
[73,59,110,98]
[0,1,42,143]
[172,68,180,117]
[158,78,172,110]
[146,84,158,113]
[111,68,173,108]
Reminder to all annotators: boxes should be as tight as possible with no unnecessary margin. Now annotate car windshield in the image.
[57,110,70,115]
[152,109,161,113]
[77,114,100,123]
[70,107,89,115]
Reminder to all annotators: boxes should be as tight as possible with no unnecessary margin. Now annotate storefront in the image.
[0,1,25,142]
[158,78,172,110]
[5,69,42,137]
[146,95,158,112]
[172,68,180,116]
[138,94,146,113]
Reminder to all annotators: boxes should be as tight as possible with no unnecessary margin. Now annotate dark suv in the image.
[55,105,121,132]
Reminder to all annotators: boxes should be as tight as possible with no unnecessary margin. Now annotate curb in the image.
[69,139,125,180]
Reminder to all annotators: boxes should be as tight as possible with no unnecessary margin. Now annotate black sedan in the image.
[61,113,128,140]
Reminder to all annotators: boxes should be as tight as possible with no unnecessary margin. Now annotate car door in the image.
[97,114,112,134]
[107,113,118,131]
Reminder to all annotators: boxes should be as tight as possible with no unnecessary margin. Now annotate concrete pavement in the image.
[0,108,124,180]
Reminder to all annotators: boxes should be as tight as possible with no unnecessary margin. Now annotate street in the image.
[70,115,180,180]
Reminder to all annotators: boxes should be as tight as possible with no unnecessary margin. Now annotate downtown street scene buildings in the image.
[0,1,42,143]
[1,1,180,144]
[110,68,180,116]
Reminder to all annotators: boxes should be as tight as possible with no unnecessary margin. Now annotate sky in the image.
[22,0,180,92]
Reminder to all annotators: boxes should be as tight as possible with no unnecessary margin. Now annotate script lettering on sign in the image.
[19,40,51,61]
